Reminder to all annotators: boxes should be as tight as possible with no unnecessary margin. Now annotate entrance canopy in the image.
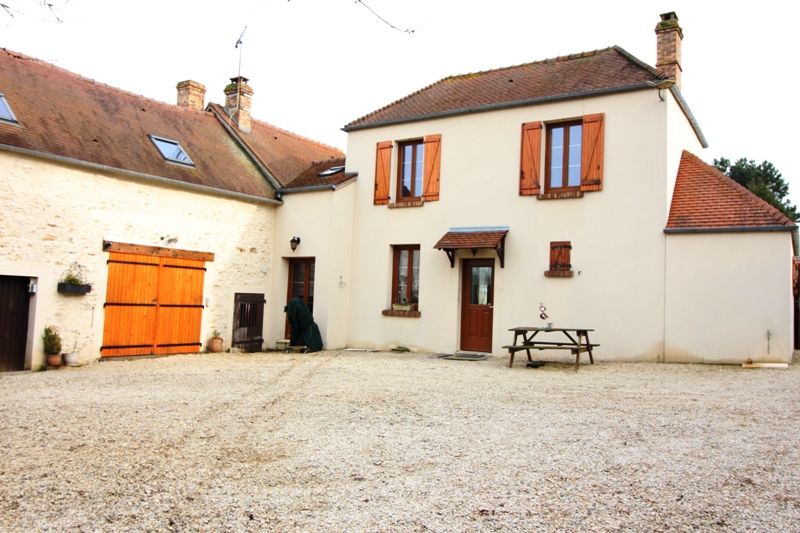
[434,226,509,268]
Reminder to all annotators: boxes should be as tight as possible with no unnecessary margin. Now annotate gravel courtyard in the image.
[1,351,799,532]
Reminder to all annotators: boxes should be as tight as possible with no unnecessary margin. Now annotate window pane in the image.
[396,249,409,304]
[151,136,193,165]
[0,95,16,122]
[567,125,582,186]
[401,145,413,197]
[411,249,419,304]
[470,266,492,305]
[414,143,424,198]
[550,127,563,188]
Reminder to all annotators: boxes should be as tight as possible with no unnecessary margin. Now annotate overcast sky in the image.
[3,0,798,204]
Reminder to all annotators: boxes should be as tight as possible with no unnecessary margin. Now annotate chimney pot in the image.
[655,11,683,90]
[176,80,206,110]
[223,76,253,133]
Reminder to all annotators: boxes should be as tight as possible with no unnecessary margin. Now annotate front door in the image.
[460,259,494,352]
[285,258,315,337]
[0,275,31,371]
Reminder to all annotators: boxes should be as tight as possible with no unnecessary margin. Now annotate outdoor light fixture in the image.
[290,236,301,252]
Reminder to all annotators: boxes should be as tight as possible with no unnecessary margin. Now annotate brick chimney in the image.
[176,80,206,110]
[223,76,253,133]
[655,12,683,89]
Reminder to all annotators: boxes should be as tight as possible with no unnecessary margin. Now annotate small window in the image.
[546,121,582,191]
[392,245,420,309]
[149,135,194,166]
[396,140,424,201]
[545,241,573,278]
[0,94,18,123]
[318,165,344,177]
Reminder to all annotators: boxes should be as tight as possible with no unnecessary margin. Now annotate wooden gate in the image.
[232,293,265,352]
[0,275,31,371]
[101,242,213,357]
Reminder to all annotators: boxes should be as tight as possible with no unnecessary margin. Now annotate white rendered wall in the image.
[0,151,275,368]
[344,90,676,359]
[664,232,794,363]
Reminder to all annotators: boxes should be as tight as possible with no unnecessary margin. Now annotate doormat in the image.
[442,353,487,361]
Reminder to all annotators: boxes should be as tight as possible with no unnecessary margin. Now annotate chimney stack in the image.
[223,76,253,133]
[176,80,206,110]
[655,12,683,90]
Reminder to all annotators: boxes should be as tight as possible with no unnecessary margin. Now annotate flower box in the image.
[57,282,92,295]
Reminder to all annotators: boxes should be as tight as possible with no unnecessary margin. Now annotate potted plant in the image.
[57,262,92,295]
[208,330,224,353]
[42,326,62,367]
[62,330,86,366]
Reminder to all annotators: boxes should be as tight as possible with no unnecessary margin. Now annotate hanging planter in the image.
[57,282,92,295]
[57,262,92,296]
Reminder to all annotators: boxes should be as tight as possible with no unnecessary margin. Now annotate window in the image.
[0,94,18,123]
[149,135,194,166]
[392,245,420,309]
[545,241,573,278]
[397,140,424,201]
[546,121,582,191]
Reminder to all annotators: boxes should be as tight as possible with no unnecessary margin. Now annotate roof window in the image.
[0,94,18,123]
[149,135,194,166]
[318,165,344,177]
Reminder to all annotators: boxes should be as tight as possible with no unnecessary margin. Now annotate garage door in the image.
[101,242,213,357]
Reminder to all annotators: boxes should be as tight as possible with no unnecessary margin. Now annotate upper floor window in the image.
[397,140,424,201]
[0,94,18,123]
[149,134,194,166]
[546,121,582,191]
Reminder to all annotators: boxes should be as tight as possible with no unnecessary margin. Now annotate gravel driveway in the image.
[1,351,799,532]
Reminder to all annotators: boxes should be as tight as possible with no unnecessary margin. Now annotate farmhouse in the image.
[0,12,794,370]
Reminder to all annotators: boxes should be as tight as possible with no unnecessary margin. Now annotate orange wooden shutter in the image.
[545,241,573,277]
[423,134,442,201]
[520,122,542,196]
[374,141,393,205]
[580,113,604,192]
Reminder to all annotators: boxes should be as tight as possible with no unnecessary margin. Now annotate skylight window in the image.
[318,165,344,177]
[149,135,194,166]
[0,94,18,123]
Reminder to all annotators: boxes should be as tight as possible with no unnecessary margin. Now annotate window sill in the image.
[544,270,574,278]
[538,190,584,200]
[382,309,421,318]
[388,199,425,208]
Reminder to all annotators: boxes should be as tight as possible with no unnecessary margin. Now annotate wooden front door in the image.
[460,260,495,352]
[101,252,206,357]
[232,293,265,352]
[0,275,31,371]
[285,258,315,337]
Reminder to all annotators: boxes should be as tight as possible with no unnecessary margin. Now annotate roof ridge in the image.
[611,45,668,80]
[688,151,795,226]
[1,47,213,118]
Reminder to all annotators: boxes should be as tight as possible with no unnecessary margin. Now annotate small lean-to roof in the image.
[209,102,345,189]
[344,46,706,147]
[665,151,796,233]
[281,158,357,192]
[434,227,509,268]
[0,48,278,201]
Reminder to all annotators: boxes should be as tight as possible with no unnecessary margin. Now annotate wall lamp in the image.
[290,236,301,252]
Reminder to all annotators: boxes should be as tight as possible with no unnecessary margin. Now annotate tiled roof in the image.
[282,158,357,190]
[666,151,796,232]
[0,48,278,200]
[209,102,344,188]
[345,47,665,131]
[434,229,509,250]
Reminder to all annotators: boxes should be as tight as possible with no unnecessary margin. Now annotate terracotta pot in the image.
[208,337,224,353]
[46,354,62,367]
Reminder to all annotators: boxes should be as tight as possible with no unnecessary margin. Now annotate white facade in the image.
[0,150,276,368]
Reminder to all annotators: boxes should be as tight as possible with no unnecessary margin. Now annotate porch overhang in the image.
[433,226,509,268]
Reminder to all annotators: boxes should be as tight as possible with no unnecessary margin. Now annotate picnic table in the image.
[503,327,598,371]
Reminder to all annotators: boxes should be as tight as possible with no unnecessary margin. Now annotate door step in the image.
[442,352,488,361]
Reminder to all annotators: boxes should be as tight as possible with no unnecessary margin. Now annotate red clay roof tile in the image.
[434,230,508,250]
[345,47,664,131]
[666,151,796,232]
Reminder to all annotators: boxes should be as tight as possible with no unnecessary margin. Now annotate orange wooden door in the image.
[101,252,205,357]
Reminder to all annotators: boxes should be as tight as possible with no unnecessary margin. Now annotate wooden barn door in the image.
[232,293,265,352]
[0,275,31,371]
[101,242,213,357]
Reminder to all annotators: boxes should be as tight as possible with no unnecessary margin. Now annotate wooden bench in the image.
[502,342,599,371]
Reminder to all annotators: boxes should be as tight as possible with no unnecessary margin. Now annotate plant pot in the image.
[392,303,412,311]
[208,336,224,353]
[62,352,79,366]
[57,283,92,295]
[46,354,62,367]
